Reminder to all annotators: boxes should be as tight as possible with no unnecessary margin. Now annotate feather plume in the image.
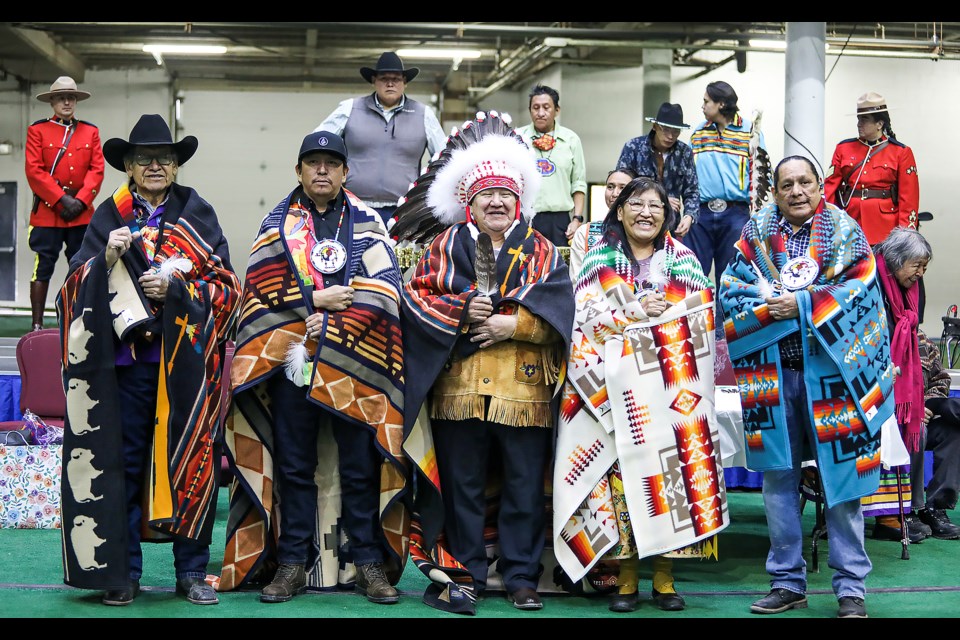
[474,232,497,296]
[749,109,773,212]
[751,260,776,299]
[156,257,193,282]
[284,335,309,387]
[391,110,535,249]
[646,249,668,291]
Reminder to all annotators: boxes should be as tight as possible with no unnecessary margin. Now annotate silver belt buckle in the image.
[707,198,727,213]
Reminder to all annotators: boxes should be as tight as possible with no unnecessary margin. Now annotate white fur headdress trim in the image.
[427,133,541,226]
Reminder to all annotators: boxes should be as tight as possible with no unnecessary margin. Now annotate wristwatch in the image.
[571,215,584,223]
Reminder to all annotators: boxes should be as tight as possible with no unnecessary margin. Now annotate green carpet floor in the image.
[1,489,958,620]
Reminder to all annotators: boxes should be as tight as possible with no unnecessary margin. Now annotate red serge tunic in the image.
[24,117,105,228]
[823,135,919,245]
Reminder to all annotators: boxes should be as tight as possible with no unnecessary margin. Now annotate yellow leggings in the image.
[617,555,675,594]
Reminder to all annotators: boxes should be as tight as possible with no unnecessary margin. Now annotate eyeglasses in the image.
[376,75,405,85]
[132,153,175,167]
[624,199,664,214]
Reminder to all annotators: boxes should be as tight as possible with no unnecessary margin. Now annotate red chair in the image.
[0,329,66,432]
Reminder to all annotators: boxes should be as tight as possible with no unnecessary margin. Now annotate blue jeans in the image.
[761,368,872,599]
[685,202,750,335]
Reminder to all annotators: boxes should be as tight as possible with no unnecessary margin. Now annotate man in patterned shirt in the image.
[616,102,699,238]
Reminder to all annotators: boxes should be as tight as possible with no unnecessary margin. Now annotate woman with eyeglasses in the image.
[57,114,240,607]
[553,177,729,613]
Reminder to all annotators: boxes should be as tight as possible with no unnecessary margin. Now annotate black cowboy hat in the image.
[102,114,199,172]
[645,102,690,129]
[360,51,419,84]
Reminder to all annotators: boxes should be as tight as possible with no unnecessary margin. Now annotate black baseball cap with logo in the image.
[298,130,348,164]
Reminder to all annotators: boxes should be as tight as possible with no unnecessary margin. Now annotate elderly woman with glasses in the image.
[553,177,729,613]
[57,114,240,607]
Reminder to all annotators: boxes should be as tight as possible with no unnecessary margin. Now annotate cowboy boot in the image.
[30,280,49,332]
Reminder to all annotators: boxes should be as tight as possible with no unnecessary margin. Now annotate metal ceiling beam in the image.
[3,25,86,80]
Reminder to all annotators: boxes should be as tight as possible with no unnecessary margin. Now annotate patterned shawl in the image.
[219,187,409,592]
[554,233,728,582]
[718,202,897,507]
[401,220,574,612]
[56,181,240,590]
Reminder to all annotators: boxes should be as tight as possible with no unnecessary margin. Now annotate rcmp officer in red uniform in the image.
[24,76,105,332]
[824,91,919,246]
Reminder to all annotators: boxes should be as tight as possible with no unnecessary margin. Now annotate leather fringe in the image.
[431,395,552,427]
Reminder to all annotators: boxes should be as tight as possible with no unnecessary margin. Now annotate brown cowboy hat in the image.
[35,76,91,103]
[360,51,419,83]
[102,114,198,172]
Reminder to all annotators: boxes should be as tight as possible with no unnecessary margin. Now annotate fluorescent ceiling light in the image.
[748,39,786,50]
[143,44,227,55]
[395,48,482,60]
[143,44,227,66]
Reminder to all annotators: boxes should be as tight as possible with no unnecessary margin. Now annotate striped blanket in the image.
[57,181,240,590]
[718,202,897,507]
[219,187,409,591]
[401,221,574,611]
[554,234,728,582]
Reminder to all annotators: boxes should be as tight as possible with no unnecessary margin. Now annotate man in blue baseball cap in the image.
[219,129,411,606]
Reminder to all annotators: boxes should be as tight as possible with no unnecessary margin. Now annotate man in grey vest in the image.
[316,51,447,228]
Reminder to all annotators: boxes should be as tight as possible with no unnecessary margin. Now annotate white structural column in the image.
[784,23,827,176]
[643,48,673,122]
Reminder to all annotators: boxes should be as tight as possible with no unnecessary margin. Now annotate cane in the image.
[895,465,910,560]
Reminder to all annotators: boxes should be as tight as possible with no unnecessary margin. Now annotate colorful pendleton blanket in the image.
[219,187,409,592]
[554,233,729,583]
[718,202,897,507]
[56,181,240,590]
[401,220,574,611]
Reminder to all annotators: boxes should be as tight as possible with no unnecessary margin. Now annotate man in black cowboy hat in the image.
[315,51,447,227]
[25,75,105,332]
[616,102,699,238]
[56,113,240,608]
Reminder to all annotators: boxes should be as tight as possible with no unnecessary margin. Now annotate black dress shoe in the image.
[508,586,543,610]
[609,591,639,613]
[652,589,685,611]
[750,588,808,614]
[176,576,219,605]
[102,580,140,606]
[872,521,925,543]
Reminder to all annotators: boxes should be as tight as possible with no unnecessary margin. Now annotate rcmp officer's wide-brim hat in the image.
[360,51,420,83]
[851,91,889,116]
[35,76,91,102]
[102,114,199,172]
[644,102,690,129]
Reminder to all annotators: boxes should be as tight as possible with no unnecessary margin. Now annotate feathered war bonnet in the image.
[426,112,540,226]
